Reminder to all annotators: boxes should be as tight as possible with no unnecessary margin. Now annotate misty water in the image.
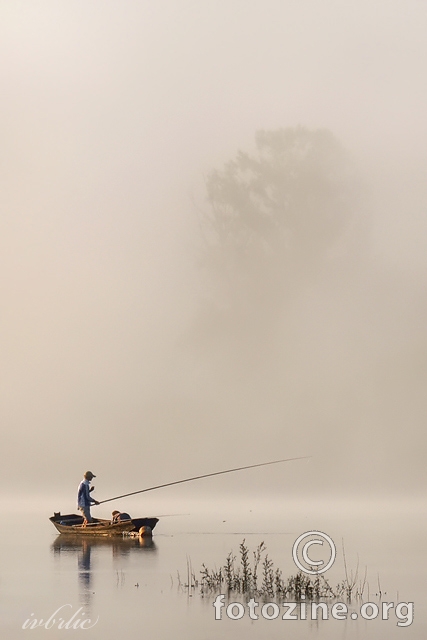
[1,499,425,639]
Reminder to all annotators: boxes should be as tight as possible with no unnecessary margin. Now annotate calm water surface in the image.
[0,498,425,639]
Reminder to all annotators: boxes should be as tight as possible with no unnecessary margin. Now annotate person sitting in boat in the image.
[77,471,100,525]
[111,510,131,524]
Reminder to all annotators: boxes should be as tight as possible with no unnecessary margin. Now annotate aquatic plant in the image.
[198,539,367,600]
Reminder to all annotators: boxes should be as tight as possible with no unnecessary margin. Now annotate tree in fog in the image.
[200,127,359,314]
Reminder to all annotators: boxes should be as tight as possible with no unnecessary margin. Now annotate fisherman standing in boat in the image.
[77,471,100,524]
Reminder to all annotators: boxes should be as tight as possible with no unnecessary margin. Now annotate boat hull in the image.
[49,513,159,536]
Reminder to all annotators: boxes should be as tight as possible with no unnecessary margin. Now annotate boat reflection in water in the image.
[51,535,157,608]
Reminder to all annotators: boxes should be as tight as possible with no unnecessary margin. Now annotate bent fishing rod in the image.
[97,456,311,505]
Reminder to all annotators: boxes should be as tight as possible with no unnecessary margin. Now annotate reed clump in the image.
[200,539,365,600]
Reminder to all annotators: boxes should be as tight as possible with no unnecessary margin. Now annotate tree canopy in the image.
[201,127,358,310]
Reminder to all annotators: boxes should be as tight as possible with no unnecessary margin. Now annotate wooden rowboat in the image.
[49,512,159,536]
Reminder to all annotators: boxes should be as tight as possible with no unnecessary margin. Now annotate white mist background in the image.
[0,1,426,508]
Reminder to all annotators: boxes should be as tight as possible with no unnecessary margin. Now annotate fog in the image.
[1,1,426,505]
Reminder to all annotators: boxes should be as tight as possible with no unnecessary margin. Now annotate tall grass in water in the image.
[199,539,367,600]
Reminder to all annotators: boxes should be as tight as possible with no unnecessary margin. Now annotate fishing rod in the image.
[97,456,311,505]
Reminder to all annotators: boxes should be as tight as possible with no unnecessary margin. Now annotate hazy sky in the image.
[1,1,426,506]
